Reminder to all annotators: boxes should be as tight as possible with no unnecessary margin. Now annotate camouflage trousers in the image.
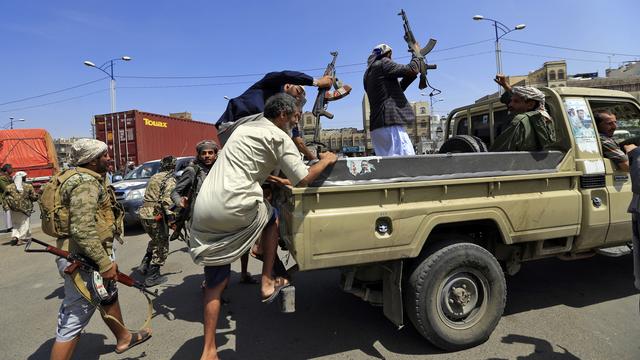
[141,218,169,266]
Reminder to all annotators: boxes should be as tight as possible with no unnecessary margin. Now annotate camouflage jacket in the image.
[139,171,177,220]
[61,167,122,273]
[0,175,12,199]
[3,183,38,214]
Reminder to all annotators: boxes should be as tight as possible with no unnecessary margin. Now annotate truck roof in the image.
[448,86,637,121]
[550,86,636,99]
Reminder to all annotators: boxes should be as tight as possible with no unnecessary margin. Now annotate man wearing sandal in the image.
[50,139,151,360]
[190,93,337,360]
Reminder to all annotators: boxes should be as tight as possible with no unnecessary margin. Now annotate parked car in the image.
[112,156,194,226]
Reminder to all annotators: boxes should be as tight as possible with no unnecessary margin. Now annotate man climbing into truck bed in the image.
[490,74,556,152]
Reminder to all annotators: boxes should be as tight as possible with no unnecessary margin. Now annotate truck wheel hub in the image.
[441,273,479,321]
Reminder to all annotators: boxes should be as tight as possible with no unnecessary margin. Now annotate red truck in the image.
[94,110,220,172]
[0,128,59,188]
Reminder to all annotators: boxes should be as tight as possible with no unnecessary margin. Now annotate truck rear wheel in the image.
[405,242,506,351]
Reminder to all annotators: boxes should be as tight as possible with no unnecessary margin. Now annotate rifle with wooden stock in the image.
[25,238,157,297]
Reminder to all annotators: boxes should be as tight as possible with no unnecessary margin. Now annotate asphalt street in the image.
[1,222,639,360]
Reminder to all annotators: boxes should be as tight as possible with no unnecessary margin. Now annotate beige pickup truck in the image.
[275,87,639,350]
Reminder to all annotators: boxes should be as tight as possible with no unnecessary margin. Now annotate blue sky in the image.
[1,1,638,138]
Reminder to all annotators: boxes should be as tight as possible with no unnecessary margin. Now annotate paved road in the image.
[1,225,639,360]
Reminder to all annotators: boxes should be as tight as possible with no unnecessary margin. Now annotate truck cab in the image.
[447,87,640,252]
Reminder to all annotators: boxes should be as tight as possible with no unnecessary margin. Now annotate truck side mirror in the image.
[112,175,123,183]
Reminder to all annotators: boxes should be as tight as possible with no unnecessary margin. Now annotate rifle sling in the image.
[68,266,153,332]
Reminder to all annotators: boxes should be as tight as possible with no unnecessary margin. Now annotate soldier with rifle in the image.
[364,9,438,157]
[138,155,177,287]
[49,139,151,359]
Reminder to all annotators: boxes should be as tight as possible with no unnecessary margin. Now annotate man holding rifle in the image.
[216,70,333,160]
[50,139,151,359]
[364,43,420,156]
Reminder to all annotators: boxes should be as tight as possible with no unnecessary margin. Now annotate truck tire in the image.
[405,242,506,351]
[438,135,488,154]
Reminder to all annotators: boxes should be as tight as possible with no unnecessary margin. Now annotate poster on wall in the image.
[563,97,599,153]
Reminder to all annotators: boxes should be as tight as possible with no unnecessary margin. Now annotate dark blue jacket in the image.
[216,70,313,126]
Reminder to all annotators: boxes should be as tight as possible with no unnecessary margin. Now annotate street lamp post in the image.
[473,15,525,94]
[8,117,25,129]
[430,95,444,116]
[83,56,132,113]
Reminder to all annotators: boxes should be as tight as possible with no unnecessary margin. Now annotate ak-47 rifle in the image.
[310,51,352,149]
[398,9,437,90]
[25,238,157,297]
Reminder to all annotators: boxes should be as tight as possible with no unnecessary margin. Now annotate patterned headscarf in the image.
[373,43,392,57]
[512,86,552,121]
[13,171,27,193]
[196,140,219,154]
[71,139,108,166]
[160,155,176,171]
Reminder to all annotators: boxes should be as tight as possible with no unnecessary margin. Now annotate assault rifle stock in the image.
[398,9,437,90]
[25,238,158,297]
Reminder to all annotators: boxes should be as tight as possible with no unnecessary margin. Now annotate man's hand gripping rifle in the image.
[398,9,437,90]
[25,238,158,297]
[310,51,352,150]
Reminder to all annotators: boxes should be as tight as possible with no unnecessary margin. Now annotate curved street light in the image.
[7,117,26,129]
[473,15,526,94]
[83,56,132,113]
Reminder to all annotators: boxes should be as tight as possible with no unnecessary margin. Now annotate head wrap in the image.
[13,171,26,193]
[160,155,177,171]
[70,139,108,166]
[196,140,219,154]
[373,43,392,57]
[512,86,552,121]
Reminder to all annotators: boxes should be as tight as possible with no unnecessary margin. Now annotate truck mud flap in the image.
[382,261,404,327]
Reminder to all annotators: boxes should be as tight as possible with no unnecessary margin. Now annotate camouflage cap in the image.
[71,139,108,166]
[161,155,177,171]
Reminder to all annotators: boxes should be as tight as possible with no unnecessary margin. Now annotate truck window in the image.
[589,100,640,140]
[455,117,468,136]
[492,109,510,141]
[471,114,490,144]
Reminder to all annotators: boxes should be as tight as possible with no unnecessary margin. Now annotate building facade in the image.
[53,137,82,168]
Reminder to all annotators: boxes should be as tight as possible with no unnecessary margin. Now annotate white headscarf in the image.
[13,171,27,193]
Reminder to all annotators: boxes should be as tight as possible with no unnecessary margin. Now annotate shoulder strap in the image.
[69,267,153,332]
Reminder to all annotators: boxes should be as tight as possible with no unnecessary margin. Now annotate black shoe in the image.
[138,253,152,275]
[144,265,168,287]
[10,237,18,246]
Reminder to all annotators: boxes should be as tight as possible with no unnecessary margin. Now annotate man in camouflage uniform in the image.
[0,163,14,232]
[3,171,38,245]
[138,155,177,287]
[490,74,556,152]
[50,139,151,360]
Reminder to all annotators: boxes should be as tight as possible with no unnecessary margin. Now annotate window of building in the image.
[548,70,556,81]
[420,107,427,114]
[558,69,565,80]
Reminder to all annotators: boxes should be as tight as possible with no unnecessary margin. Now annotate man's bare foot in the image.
[261,276,290,303]
[115,328,152,354]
